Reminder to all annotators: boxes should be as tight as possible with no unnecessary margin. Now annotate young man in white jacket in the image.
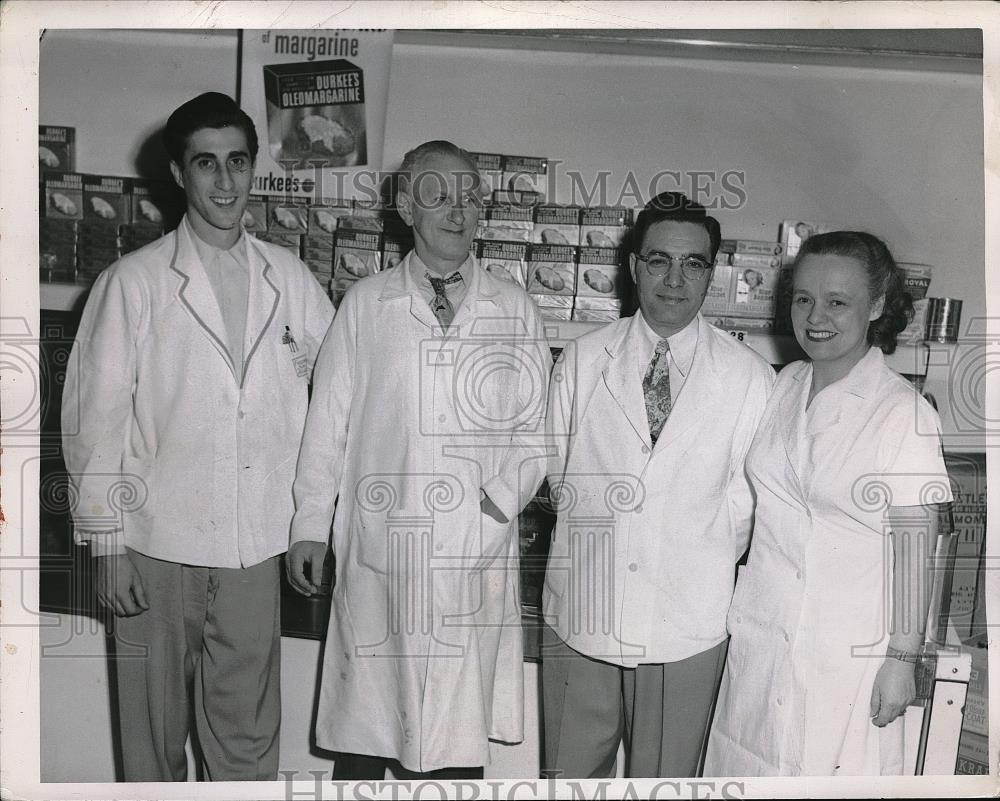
[541,193,775,778]
[62,92,334,781]
[287,141,551,780]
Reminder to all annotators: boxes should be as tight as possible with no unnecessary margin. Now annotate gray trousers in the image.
[541,625,727,779]
[111,549,282,781]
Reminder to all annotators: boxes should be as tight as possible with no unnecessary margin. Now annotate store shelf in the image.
[542,318,932,375]
[41,281,91,313]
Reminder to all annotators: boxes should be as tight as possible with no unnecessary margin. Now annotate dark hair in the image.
[398,140,479,193]
[164,92,259,166]
[795,230,913,354]
[629,191,722,261]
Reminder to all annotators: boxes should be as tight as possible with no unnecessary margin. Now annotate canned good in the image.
[925,297,963,343]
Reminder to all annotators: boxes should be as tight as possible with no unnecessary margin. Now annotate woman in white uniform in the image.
[704,231,952,776]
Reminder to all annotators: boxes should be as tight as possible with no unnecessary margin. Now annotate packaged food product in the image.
[469,152,503,195]
[575,245,622,298]
[82,175,132,223]
[242,196,269,232]
[38,125,76,172]
[580,207,631,249]
[701,261,732,315]
[254,231,302,256]
[730,265,779,319]
[308,201,352,235]
[532,205,581,246]
[572,308,620,322]
[476,240,528,288]
[482,204,533,242]
[498,155,548,205]
[719,239,784,257]
[897,263,934,343]
[267,200,309,233]
[526,244,577,296]
[39,218,77,281]
[130,179,176,228]
[333,228,381,282]
[731,252,781,269]
[43,172,84,220]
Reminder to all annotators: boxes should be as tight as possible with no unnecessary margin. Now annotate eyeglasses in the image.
[634,251,712,281]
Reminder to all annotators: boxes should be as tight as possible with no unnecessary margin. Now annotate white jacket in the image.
[62,218,334,567]
[542,313,775,666]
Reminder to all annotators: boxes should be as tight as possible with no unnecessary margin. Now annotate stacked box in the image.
[76,220,120,279]
[497,155,548,205]
[480,203,533,242]
[242,196,269,233]
[477,240,528,288]
[702,261,732,314]
[946,454,987,640]
[254,231,302,257]
[381,239,405,272]
[43,172,84,220]
[730,265,779,319]
[580,207,630,249]
[527,242,577,315]
[898,263,933,343]
[308,201,352,236]
[731,251,781,270]
[130,179,175,229]
[39,219,77,282]
[779,220,833,261]
[381,218,411,270]
[267,199,309,234]
[573,295,621,323]
[119,223,164,255]
[332,228,381,302]
[575,246,621,299]
[338,199,385,233]
[38,125,76,172]
[533,205,581,246]
[960,638,988,738]
[719,239,784,258]
[705,316,775,333]
[83,174,132,224]
[470,152,503,195]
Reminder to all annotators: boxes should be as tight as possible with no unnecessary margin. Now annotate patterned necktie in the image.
[643,338,672,446]
[427,272,462,328]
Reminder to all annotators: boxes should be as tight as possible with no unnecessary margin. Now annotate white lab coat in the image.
[542,314,775,667]
[289,253,551,771]
[705,347,952,776]
[62,218,334,567]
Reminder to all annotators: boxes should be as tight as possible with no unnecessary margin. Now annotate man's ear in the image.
[169,161,185,191]
[396,187,414,226]
[628,253,638,285]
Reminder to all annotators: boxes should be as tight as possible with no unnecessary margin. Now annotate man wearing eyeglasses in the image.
[540,192,775,778]
[62,92,333,781]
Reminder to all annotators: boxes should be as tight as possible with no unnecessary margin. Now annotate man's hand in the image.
[94,553,149,617]
[870,657,917,727]
[287,541,329,596]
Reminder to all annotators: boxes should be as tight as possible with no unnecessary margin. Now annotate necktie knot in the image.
[427,271,462,329]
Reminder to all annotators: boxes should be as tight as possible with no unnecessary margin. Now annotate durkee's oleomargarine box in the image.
[43,171,84,220]
[39,125,76,172]
[575,246,621,298]
[242,196,269,233]
[533,205,581,246]
[497,155,548,204]
[130,179,175,229]
[477,240,528,288]
[530,293,573,321]
[580,207,630,249]
[262,59,367,167]
[573,295,622,322]
[267,199,309,234]
[333,228,380,283]
[83,175,132,223]
[308,201,352,236]
[479,204,533,242]
[381,239,404,272]
[470,152,503,195]
[526,243,577,296]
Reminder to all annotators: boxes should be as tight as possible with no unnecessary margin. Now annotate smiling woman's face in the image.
[791,253,884,376]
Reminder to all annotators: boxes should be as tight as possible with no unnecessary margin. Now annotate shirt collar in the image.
[409,250,473,288]
[183,214,249,270]
[636,312,699,378]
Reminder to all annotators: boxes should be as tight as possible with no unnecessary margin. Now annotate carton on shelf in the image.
[333,228,381,285]
[702,262,732,315]
[575,246,623,299]
[481,204,533,242]
[579,207,631,249]
[470,152,503,196]
[779,220,833,261]
[526,244,577,297]
[731,251,782,269]
[83,175,133,224]
[267,200,309,234]
[131,179,178,229]
[39,125,76,172]
[254,231,302,256]
[242,197,269,233]
[533,205,581,246]
[476,240,528,288]
[897,263,933,343]
[719,239,784,257]
[308,201,352,236]
[499,154,548,205]
[43,172,84,220]
[730,265,779,319]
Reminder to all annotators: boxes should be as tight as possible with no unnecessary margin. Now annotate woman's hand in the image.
[869,657,916,727]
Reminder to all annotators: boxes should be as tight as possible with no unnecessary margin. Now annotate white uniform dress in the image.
[705,346,952,776]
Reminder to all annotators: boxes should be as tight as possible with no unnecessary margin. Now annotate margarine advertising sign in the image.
[239,29,394,199]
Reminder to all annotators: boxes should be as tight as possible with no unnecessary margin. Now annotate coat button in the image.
[641,445,649,454]
[796,570,802,580]
[736,615,742,624]
[438,414,446,423]
[238,410,246,419]
[776,698,783,706]
[783,632,790,642]
[628,562,638,572]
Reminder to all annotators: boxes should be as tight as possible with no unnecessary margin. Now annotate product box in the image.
[533,205,581,246]
[262,59,366,168]
[730,265,779,319]
[254,231,302,256]
[241,196,269,233]
[39,219,77,281]
[575,246,622,298]
[530,293,573,320]
[499,155,548,204]
[333,228,381,283]
[945,453,987,640]
[574,296,622,312]
[477,240,528,288]
[39,125,76,172]
[580,207,630,249]
[130,179,176,228]
[956,731,989,775]
[481,204,533,242]
[381,239,405,272]
[897,263,934,343]
[720,239,784,257]
[302,243,335,265]
[267,199,309,233]
[701,261,733,315]
[779,220,833,261]
[82,175,132,223]
[470,152,504,195]
[960,639,988,737]
[43,171,84,220]
[731,251,782,269]
[706,315,775,333]
[526,243,577,296]
[337,200,385,233]
[308,201,352,236]
[573,308,620,323]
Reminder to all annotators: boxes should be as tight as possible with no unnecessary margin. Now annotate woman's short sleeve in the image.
[876,392,953,508]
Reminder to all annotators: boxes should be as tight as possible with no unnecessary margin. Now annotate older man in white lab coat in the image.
[287,140,550,780]
[62,93,333,781]
[541,193,775,778]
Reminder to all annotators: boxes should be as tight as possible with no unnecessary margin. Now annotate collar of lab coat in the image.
[169,215,279,386]
[789,346,884,436]
[377,250,500,331]
[600,313,720,452]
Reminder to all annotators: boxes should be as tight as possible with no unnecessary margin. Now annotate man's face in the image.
[170,125,254,248]
[629,220,713,337]
[397,152,481,273]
